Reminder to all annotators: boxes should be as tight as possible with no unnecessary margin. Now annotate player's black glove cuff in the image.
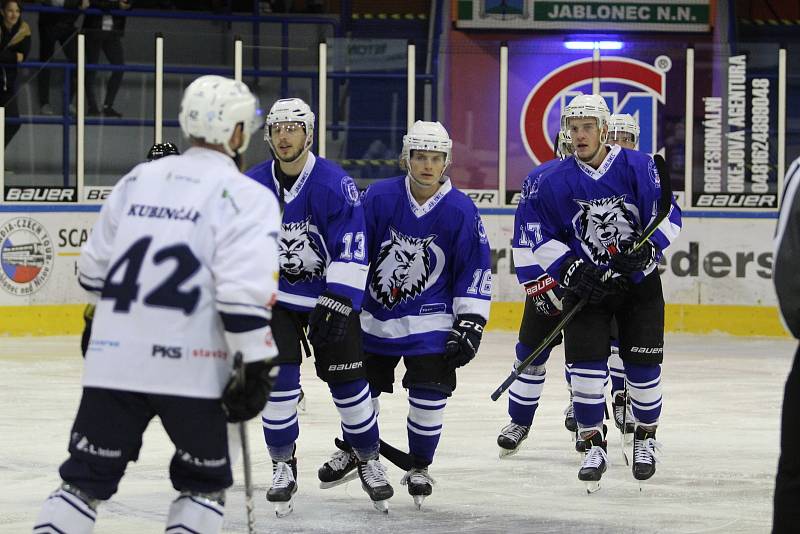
[80,304,95,358]
[308,291,353,347]
[222,359,277,423]
[608,240,657,275]
[560,257,611,305]
[444,314,486,370]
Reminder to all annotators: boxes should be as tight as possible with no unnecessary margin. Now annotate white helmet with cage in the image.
[560,94,611,143]
[402,120,453,172]
[178,75,260,158]
[608,113,640,147]
[264,98,315,160]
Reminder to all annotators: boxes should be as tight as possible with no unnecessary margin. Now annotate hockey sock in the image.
[329,379,379,460]
[608,343,625,394]
[508,342,550,427]
[564,364,571,387]
[262,364,301,461]
[625,363,662,426]
[407,388,447,466]
[568,360,609,431]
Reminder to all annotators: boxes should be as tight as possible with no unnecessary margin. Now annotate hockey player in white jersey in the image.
[321,121,492,508]
[531,95,682,493]
[246,98,392,515]
[34,75,281,534]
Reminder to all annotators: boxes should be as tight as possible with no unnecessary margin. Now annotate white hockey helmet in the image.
[560,94,611,143]
[608,113,640,147]
[264,98,315,158]
[178,75,260,158]
[402,120,453,171]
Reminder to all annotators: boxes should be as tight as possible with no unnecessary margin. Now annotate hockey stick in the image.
[378,439,414,471]
[490,154,673,402]
[232,353,256,534]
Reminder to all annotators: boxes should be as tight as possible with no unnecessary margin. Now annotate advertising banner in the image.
[0,211,96,305]
[691,44,781,209]
[448,37,687,194]
[481,213,777,306]
[456,0,711,32]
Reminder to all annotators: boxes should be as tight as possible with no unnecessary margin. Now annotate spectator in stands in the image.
[38,0,89,116]
[83,0,130,117]
[0,0,30,147]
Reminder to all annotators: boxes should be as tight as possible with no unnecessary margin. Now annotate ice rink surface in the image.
[1,332,794,533]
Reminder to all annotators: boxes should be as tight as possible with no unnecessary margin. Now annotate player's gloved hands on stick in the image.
[444,314,486,369]
[222,358,277,422]
[80,304,95,358]
[608,240,657,275]
[560,257,611,305]
[308,290,353,347]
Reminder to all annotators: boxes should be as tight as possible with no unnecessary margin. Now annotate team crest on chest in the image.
[574,195,639,263]
[279,218,327,284]
[370,227,445,309]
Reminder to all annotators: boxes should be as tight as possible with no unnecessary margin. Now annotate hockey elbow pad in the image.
[444,314,486,369]
[308,291,353,347]
[222,359,278,423]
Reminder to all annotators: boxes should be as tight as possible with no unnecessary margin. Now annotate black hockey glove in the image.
[308,291,353,347]
[608,240,657,275]
[222,359,277,423]
[80,304,95,358]
[444,314,486,370]
[560,257,611,305]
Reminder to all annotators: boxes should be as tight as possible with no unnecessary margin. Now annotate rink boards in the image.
[0,205,786,337]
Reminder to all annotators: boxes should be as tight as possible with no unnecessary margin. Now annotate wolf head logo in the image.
[370,228,437,309]
[575,195,639,263]
[279,218,326,284]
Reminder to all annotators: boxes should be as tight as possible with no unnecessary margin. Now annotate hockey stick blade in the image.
[490,296,588,401]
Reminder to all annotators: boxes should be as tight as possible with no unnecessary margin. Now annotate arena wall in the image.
[0,206,786,337]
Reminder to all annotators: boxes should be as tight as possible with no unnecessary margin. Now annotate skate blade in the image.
[413,495,426,510]
[372,499,389,514]
[584,480,601,494]
[319,470,358,489]
[498,446,521,459]
[273,498,295,518]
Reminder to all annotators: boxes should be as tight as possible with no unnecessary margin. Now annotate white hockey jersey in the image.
[78,147,281,399]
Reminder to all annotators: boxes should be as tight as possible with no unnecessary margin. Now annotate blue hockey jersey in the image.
[531,145,682,283]
[360,176,492,356]
[513,158,562,290]
[246,153,369,311]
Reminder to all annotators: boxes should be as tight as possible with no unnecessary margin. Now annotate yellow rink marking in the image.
[0,303,790,337]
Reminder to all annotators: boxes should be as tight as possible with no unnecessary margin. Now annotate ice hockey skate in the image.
[632,425,661,488]
[267,458,298,517]
[497,422,530,458]
[577,427,609,494]
[401,467,436,509]
[357,458,393,513]
[318,438,359,489]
